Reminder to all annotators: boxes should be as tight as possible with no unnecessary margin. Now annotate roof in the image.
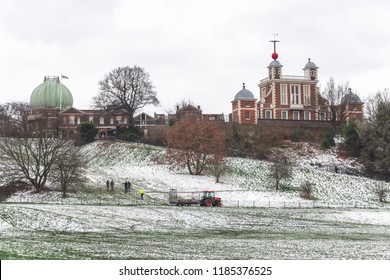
[233,83,256,101]
[341,91,363,104]
[303,58,318,70]
[268,60,283,68]
[30,76,73,109]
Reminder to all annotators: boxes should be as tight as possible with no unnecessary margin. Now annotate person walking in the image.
[138,189,145,200]
[110,179,114,191]
[106,179,110,191]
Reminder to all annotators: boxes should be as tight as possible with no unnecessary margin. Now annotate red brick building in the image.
[231,43,364,124]
[258,57,328,122]
[231,83,258,124]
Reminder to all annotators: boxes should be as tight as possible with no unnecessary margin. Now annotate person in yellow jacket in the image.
[138,189,145,200]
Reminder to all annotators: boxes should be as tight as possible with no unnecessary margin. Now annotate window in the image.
[304,111,311,120]
[293,111,300,120]
[116,116,122,124]
[245,112,250,120]
[281,111,288,120]
[110,117,114,125]
[303,85,310,105]
[124,118,128,124]
[69,116,75,125]
[245,102,250,108]
[291,85,300,105]
[89,116,94,123]
[280,84,288,105]
[265,110,272,119]
[100,117,104,125]
[319,112,325,121]
[76,116,81,124]
[63,117,67,124]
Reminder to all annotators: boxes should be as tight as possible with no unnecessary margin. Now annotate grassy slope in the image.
[1,140,390,260]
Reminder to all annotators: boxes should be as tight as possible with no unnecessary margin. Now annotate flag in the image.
[61,74,69,79]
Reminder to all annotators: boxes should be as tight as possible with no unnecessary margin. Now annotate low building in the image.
[29,76,130,137]
[28,76,225,138]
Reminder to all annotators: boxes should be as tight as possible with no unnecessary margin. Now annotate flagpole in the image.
[59,74,62,110]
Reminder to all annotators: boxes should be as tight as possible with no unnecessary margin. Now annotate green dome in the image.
[30,76,73,109]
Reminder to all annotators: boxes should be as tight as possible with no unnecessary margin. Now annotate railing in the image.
[260,75,310,84]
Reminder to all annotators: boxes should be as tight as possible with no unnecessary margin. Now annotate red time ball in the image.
[272,52,278,60]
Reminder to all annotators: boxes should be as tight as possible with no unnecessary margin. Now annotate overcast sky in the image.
[1,0,389,116]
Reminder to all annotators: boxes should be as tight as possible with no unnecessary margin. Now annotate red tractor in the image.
[169,189,222,207]
[199,190,222,207]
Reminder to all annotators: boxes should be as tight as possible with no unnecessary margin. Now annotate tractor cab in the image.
[201,190,216,199]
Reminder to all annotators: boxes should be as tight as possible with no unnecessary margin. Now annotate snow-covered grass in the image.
[0,204,389,259]
[1,140,390,259]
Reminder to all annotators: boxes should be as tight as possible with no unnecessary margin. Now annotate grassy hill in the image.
[1,140,390,260]
[3,140,389,208]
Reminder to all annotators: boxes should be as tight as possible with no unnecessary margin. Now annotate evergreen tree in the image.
[342,120,362,157]
[359,102,390,178]
[77,122,98,145]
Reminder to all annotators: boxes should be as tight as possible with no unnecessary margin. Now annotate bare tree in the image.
[166,117,226,175]
[372,182,389,203]
[267,154,293,191]
[93,65,160,129]
[0,101,31,137]
[365,89,389,122]
[52,145,87,198]
[0,135,72,193]
[207,157,228,183]
[322,77,360,128]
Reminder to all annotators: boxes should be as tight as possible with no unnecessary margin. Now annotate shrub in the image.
[116,126,143,142]
[300,181,315,200]
[372,183,389,203]
[290,128,314,142]
[320,130,335,150]
[342,120,362,157]
[77,122,98,145]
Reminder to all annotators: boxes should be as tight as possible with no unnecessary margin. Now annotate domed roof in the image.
[303,58,317,70]
[268,60,283,68]
[30,76,73,109]
[233,83,256,101]
[341,90,363,104]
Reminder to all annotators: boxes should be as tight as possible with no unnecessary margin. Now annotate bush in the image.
[300,181,315,200]
[116,126,143,142]
[290,128,314,142]
[372,183,389,203]
[320,130,335,150]
[342,120,362,157]
[77,122,98,145]
[290,128,304,142]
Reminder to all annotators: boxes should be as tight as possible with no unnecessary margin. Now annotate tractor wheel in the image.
[204,198,212,207]
[216,201,222,207]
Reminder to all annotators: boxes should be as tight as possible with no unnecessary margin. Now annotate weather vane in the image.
[270,33,279,60]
